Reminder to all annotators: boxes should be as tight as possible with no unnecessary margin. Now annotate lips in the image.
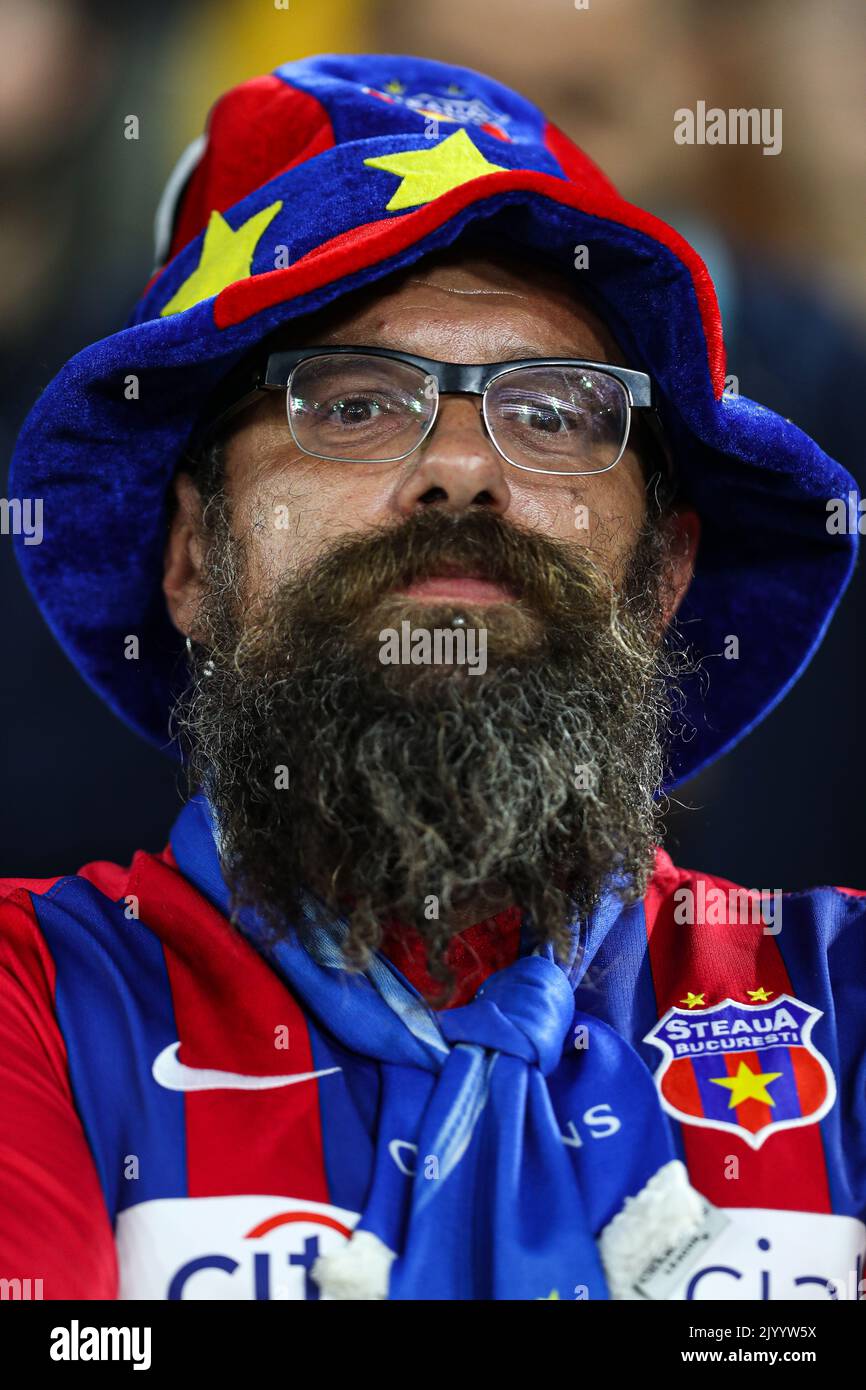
[396,570,519,604]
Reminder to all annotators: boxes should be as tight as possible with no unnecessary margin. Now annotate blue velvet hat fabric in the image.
[10,54,858,789]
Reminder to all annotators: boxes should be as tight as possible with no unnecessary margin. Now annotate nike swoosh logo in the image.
[152,1042,342,1093]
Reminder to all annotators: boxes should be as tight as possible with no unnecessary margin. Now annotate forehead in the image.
[272,247,628,366]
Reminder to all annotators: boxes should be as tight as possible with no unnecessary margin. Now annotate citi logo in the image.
[168,1209,354,1300]
[686,1243,864,1301]
[115,1194,360,1300]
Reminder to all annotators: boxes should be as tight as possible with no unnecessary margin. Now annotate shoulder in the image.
[642,848,866,1030]
[646,847,866,934]
[0,855,140,916]
[0,845,190,981]
[0,842,255,1020]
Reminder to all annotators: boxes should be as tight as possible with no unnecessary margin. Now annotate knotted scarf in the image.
[172,795,701,1300]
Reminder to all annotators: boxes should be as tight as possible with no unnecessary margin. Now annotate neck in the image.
[380,899,523,1010]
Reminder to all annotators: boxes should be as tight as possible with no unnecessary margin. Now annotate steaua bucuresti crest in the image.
[644,994,836,1150]
[362,80,513,141]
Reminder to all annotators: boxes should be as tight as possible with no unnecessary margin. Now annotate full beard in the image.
[175,503,691,986]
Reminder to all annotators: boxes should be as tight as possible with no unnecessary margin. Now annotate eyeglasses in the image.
[210,346,657,478]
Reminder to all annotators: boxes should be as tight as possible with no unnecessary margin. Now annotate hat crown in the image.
[155,53,612,269]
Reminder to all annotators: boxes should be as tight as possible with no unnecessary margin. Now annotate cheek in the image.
[506,460,647,569]
[231,460,396,591]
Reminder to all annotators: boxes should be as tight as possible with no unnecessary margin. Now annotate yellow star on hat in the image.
[747,986,773,1001]
[160,201,283,317]
[710,1061,782,1109]
[363,128,507,211]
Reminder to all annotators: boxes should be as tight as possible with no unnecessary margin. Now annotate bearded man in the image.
[2,55,864,1303]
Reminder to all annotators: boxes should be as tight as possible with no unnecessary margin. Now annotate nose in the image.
[392,395,512,516]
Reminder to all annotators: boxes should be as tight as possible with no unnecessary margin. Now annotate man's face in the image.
[164,249,698,988]
[214,250,655,602]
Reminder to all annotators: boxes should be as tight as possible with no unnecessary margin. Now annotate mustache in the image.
[224,505,662,669]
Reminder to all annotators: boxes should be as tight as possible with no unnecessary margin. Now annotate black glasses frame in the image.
[205,346,662,479]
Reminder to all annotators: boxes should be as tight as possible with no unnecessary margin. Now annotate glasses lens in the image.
[484,366,629,474]
[288,353,435,462]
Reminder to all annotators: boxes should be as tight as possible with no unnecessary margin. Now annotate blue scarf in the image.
[171,795,684,1300]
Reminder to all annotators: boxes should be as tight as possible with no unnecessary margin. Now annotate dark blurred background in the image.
[2,0,864,888]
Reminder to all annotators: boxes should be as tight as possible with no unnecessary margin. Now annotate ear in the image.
[163,473,207,639]
[658,504,701,627]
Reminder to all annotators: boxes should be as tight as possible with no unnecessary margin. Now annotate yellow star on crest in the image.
[160,201,283,317]
[747,986,773,1002]
[363,128,507,211]
[536,1289,561,1300]
[710,1061,783,1109]
[679,991,706,1009]
[384,79,406,95]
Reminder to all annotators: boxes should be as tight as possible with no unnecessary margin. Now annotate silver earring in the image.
[186,635,215,676]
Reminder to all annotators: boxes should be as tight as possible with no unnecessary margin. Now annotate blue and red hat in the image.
[10,54,858,788]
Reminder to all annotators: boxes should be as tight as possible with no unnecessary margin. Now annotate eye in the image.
[500,391,580,434]
[525,403,568,433]
[325,394,388,426]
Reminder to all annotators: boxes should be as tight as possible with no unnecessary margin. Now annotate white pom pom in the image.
[599,1159,706,1300]
[311,1230,397,1301]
